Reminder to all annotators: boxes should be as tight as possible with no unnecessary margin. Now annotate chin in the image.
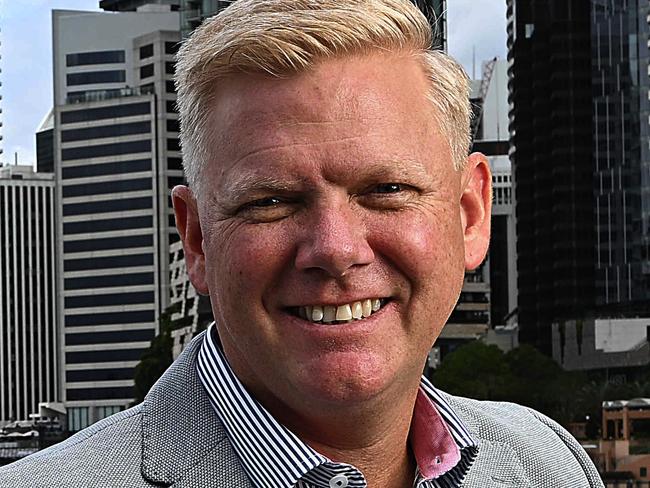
[293,352,400,406]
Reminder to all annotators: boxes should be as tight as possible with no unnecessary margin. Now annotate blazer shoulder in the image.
[0,405,150,488]
[443,394,604,488]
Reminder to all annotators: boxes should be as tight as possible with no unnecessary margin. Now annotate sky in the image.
[1,1,507,166]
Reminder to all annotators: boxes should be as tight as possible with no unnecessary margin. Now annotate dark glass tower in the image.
[592,0,650,316]
[507,0,595,353]
[508,0,650,354]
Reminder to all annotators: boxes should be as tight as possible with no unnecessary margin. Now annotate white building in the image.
[51,6,181,430]
[0,165,58,423]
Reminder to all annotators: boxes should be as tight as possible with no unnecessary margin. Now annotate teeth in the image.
[311,306,323,321]
[336,304,352,321]
[323,306,336,322]
[351,302,363,319]
[297,298,386,325]
[362,299,372,317]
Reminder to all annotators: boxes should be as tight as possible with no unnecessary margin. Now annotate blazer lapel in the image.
[461,438,531,488]
[140,332,253,488]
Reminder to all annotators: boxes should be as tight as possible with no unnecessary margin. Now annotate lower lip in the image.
[280,301,395,337]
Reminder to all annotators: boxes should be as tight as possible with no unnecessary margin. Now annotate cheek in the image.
[372,210,464,284]
[205,222,293,301]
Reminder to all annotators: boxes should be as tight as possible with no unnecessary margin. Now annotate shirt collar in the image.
[196,323,477,488]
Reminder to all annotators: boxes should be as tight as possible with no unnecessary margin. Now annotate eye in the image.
[248,196,282,208]
[372,183,404,194]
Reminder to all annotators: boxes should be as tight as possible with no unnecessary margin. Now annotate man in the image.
[0,0,602,487]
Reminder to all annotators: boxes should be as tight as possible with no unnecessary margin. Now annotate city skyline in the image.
[1,0,507,167]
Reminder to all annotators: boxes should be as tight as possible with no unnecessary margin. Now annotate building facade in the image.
[52,7,181,429]
[507,0,597,353]
[508,0,650,354]
[0,166,58,423]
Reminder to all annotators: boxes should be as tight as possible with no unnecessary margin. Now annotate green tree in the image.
[433,341,513,400]
[132,303,194,404]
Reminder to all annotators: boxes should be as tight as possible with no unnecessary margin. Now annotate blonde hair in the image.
[175,0,471,193]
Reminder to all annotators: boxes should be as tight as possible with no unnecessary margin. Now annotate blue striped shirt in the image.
[197,324,478,488]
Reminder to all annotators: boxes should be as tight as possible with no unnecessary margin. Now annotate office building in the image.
[507,0,597,353]
[52,7,181,429]
[100,0,180,11]
[0,166,58,423]
[508,0,650,354]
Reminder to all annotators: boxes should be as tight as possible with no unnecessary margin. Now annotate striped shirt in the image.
[197,324,478,488]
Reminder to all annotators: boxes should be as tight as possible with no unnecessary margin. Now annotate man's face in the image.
[175,53,490,415]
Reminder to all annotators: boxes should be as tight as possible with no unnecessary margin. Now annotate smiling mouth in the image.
[289,298,390,325]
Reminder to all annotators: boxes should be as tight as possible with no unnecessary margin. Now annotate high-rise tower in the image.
[507,0,650,354]
[52,7,181,430]
[0,166,58,422]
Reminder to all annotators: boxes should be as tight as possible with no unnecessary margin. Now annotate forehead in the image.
[205,53,450,184]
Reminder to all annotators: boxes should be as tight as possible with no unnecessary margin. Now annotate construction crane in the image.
[471,56,498,142]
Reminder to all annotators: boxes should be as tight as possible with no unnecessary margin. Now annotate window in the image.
[140,44,154,59]
[166,80,176,93]
[166,100,178,113]
[67,70,126,86]
[168,157,183,170]
[67,407,89,432]
[63,252,153,272]
[66,350,145,364]
[97,405,124,420]
[165,41,180,55]
[66,50,125,67]
[62,178,152,198]
[63,216,153,235]
[141,83,155,95]
[64,234,153,254]
[64,291,155,309]
[66,386,135,401]
[167,138,180,151]
[65,271,154,289]
[166,119,180,133]
[63,197,152,217]
[61,121,150,142]
[65,309,154,327]
[140,63,154,79]
[165,61,175,75]
[61,102,150,124]
[67,369,133,382]
[525,23,535,38]
[62,159,151,179]
[642,467,647,477]
[62,140,151,161]
[65,329,154,346]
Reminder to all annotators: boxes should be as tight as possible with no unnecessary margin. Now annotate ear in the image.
[460,152,492,270]
[172,185,209,295]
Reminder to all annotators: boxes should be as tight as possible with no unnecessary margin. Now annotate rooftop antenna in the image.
[472,45,476,80]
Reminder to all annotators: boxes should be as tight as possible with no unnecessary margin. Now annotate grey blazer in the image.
[0,332,604,487]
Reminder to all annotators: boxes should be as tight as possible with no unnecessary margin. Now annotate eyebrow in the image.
[213,157,434,205]
[214,173,309,206]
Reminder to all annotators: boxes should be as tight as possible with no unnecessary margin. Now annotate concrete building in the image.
[52,6,181,430]
[553,318,650,371]
[599,398,650,481]
[0,166,58,423]
[507,0,650,354]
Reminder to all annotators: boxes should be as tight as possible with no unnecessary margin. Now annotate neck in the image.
[270,385,421,488]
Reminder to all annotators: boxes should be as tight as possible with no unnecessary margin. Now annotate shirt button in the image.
[329,474,349,488]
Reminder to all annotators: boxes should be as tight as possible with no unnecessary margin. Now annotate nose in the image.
[294,201,374,278]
